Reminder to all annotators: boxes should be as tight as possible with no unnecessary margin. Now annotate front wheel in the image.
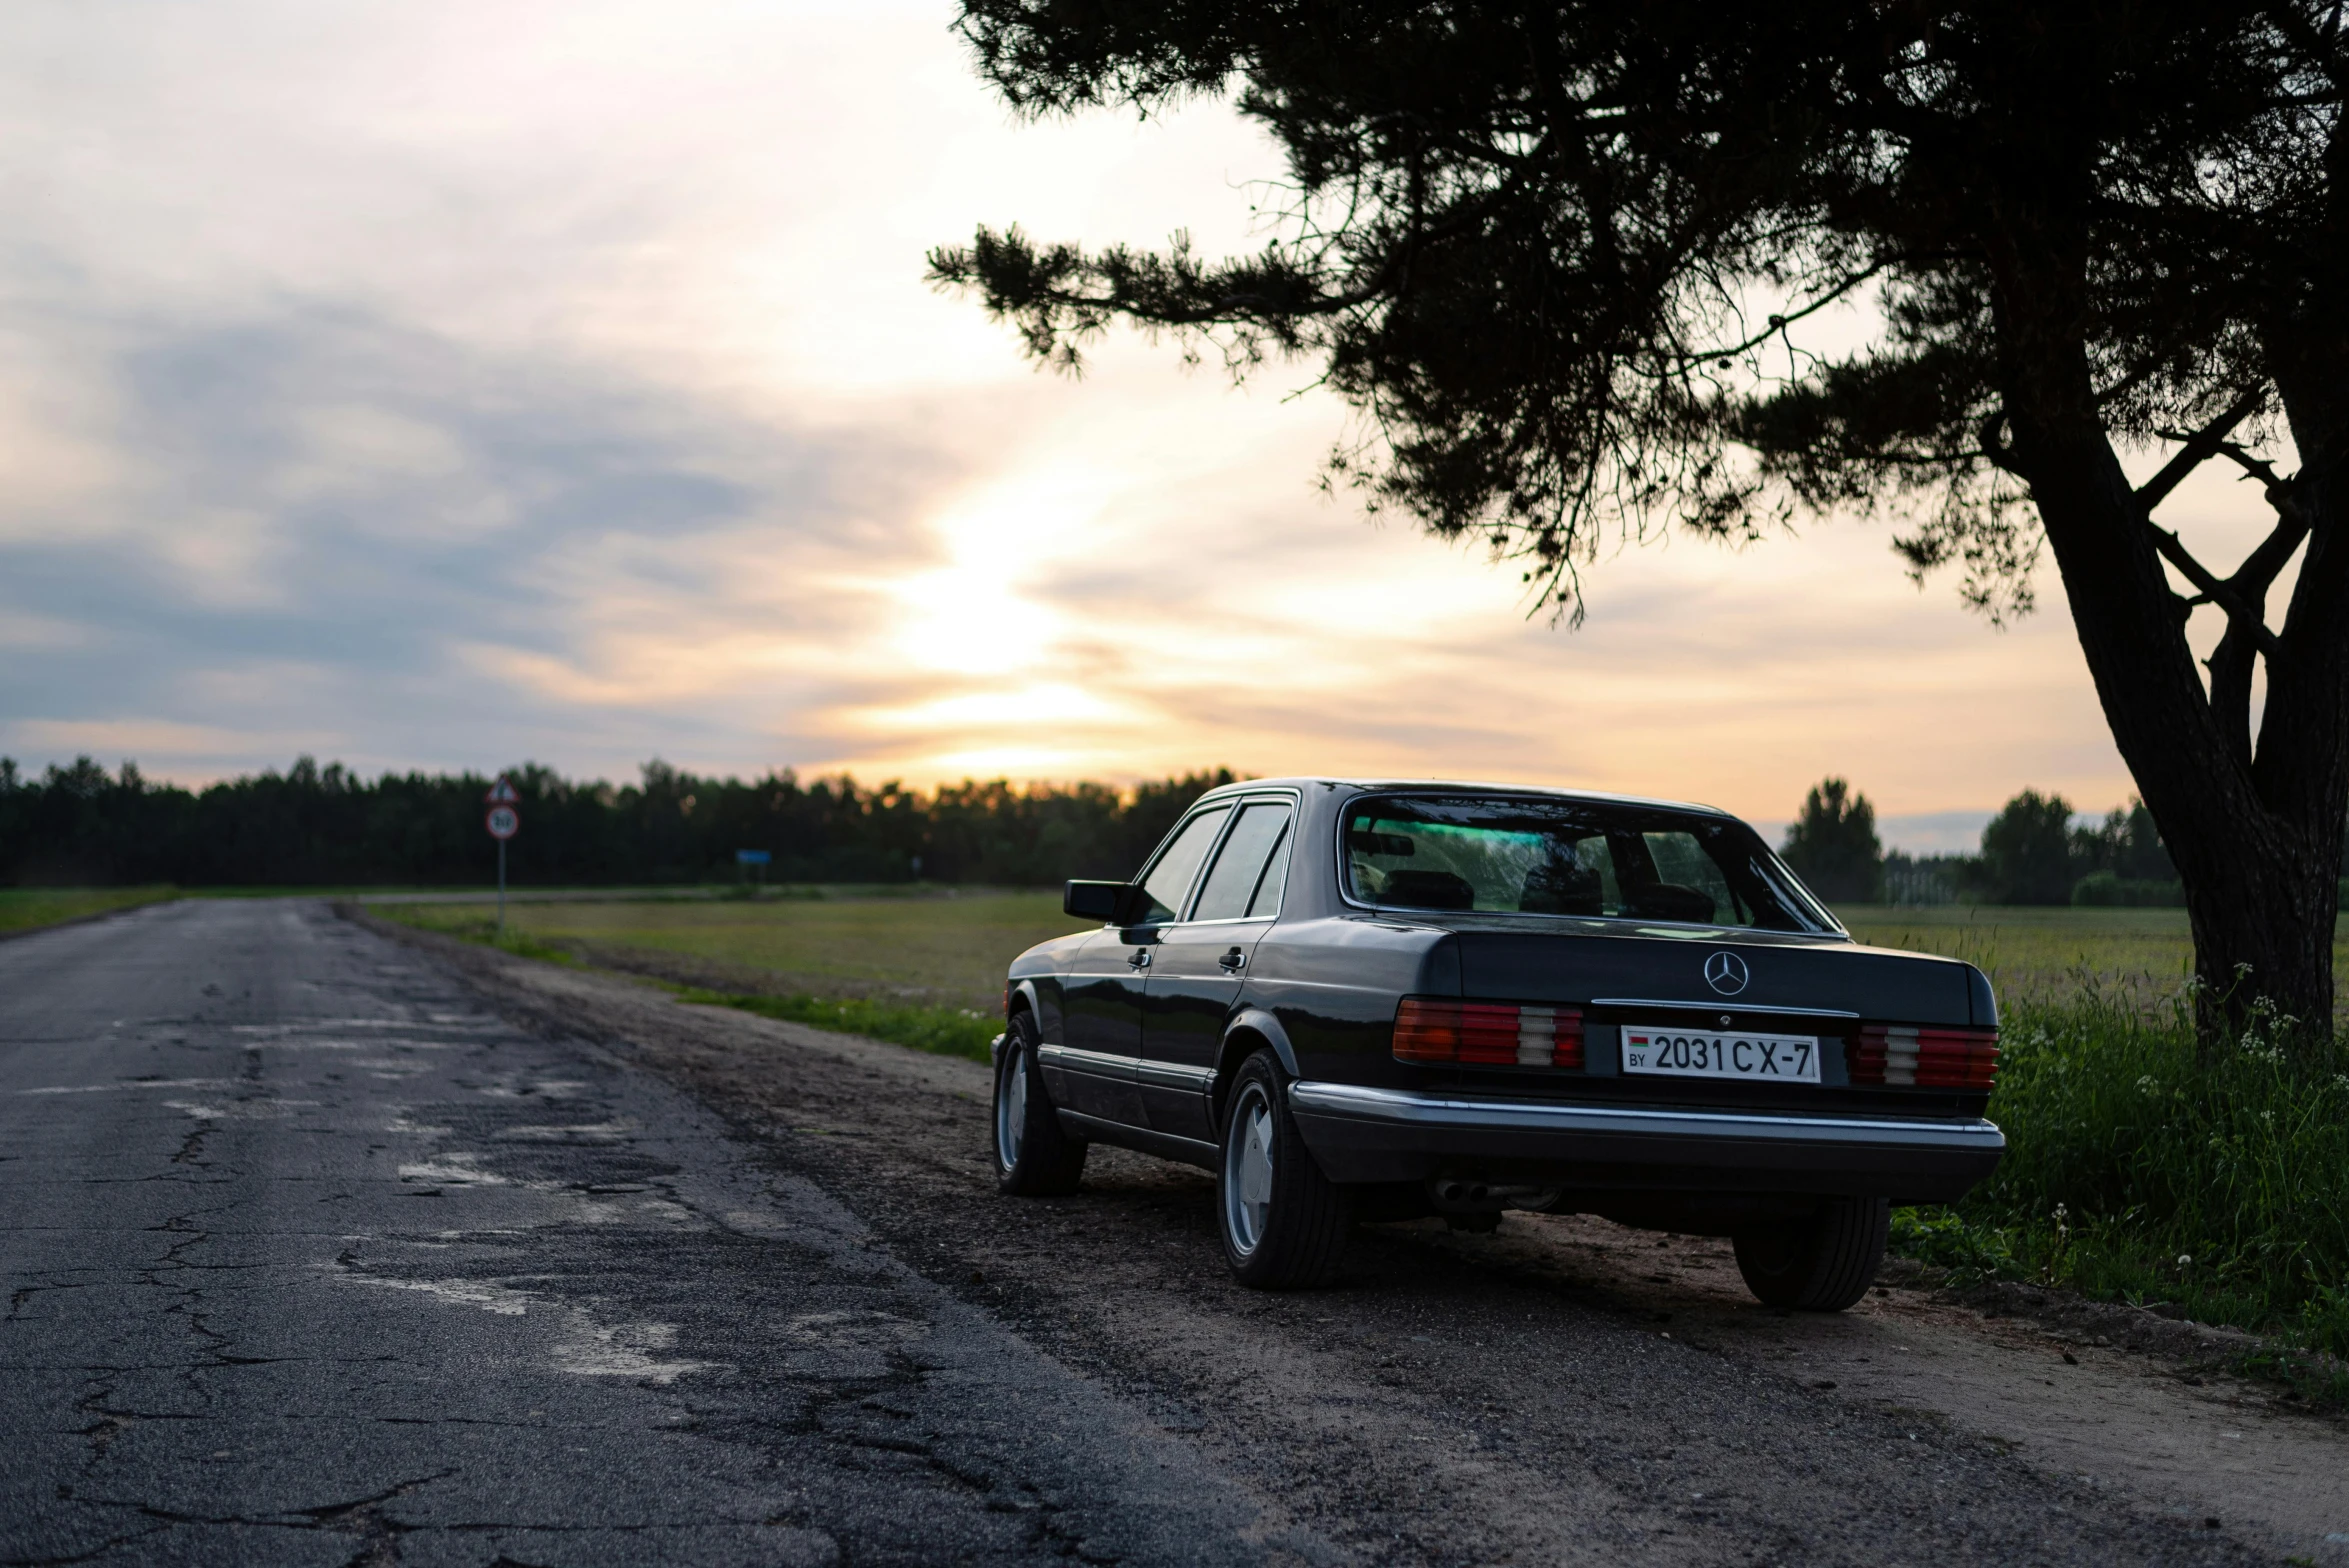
[1217,1051,1353,1288]
[992,1014,1086,1196]
[1732,1196,1889,1311]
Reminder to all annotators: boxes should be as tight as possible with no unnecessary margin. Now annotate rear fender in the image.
[1211,1007,1300,1127]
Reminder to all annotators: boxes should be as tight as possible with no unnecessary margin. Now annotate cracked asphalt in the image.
[0,899,1280,1566]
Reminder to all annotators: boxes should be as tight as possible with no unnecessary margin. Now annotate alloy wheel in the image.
[995,1042,1027,1172]
[1224,1085,1275,1254]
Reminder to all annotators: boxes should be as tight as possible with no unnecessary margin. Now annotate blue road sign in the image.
[735,849,772,865]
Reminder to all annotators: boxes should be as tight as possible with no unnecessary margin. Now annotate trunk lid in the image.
[1441,921,1979,1025]
[1416,921,1993,1117]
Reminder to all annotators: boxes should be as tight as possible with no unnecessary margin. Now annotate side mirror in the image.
[1064,880,1132,922]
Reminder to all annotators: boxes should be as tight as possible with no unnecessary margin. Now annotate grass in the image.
[0,887,179,935]
[369,890,1055,1066]
[1885,984,2349,1404]
[373,887,1086,1014]
[668,988,999,1063]
[1843,897,2349,1393]
[1836,902,2349,1009]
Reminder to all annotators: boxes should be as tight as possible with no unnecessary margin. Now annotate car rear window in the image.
[1342,795,1835,932]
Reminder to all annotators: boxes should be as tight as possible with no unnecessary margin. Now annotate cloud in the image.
[0,0,2250,826]
[0,299,950,779]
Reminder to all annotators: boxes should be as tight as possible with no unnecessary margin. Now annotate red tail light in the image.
[1849,1024,1998,1089]
[1393,998,1584,1069]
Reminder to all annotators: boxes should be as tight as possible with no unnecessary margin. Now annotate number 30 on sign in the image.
[486,805,519,840]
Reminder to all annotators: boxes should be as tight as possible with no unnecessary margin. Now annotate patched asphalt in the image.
[0,899,1292,1566]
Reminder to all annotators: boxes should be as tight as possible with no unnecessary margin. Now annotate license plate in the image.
[1621,1026,1821,1083]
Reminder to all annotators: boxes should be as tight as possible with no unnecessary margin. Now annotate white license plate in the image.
[1622,1026,1821,1083]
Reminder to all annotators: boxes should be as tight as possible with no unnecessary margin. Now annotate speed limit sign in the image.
[486,805,519,840]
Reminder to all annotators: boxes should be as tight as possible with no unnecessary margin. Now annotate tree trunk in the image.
[2025,441,2344,1040]
[2179,847,2339,1037]
[1987,225,2348,1043]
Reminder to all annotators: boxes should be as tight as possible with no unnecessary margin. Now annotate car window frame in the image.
[1176,792,1301,927]
[1330,789,1845,937]
[1125,803,1238,926]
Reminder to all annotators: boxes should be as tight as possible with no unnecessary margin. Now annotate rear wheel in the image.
[1732,1196,1889,1311]
[1217,1050,1353,1288]
[992,1013,1086,1196]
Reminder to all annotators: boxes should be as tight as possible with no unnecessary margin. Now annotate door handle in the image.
[1127,949,1151,969]
[1218,948,1246,972]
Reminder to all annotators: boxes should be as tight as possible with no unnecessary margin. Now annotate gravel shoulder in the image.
[366,910,2349,1567]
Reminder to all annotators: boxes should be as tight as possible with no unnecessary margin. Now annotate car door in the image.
[1051,804,1231,1127]
[1137,797,1296,1143]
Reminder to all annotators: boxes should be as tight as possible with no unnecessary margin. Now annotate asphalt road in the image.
[0,899,1277,1566]
[0,900,2324,1566]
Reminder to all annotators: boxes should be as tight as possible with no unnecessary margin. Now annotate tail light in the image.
[1849,1024,1998,1089]
[1393,998,1584,1069]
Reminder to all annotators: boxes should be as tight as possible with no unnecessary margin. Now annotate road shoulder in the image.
[358,907,2344,1565]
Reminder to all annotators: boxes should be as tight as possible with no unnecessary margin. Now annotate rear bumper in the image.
[1288,1081,2003,1203]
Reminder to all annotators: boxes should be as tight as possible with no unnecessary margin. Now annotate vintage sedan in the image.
[989,779,2003,1309]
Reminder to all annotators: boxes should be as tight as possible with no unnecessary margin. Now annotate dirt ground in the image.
[369,912,2349,1567]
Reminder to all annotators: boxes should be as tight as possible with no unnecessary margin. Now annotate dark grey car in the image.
[989,779,2002,1309]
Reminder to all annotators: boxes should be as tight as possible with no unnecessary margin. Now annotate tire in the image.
[1732,1196,1890,1311]
[992,1013,1087,1196]
[1217,1050,1354,1288]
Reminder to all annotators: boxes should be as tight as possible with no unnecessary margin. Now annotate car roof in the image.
[1193,777,1738,820]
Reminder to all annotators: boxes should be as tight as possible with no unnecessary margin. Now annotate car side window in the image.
[1133,807,1231,923]
[1246,816,1293,918]
[1188,802,1294,922]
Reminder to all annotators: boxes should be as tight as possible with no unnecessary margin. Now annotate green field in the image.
[1838,903,2349,1008]
[0,887,179,936]
[373,888,1089,1014]
[377,891,2349,1012]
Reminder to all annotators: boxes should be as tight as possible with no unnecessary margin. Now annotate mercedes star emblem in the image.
[1703,951,1750,996]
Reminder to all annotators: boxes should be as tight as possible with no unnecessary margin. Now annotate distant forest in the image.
[14,753,2325,906]
[0,756,1237,888]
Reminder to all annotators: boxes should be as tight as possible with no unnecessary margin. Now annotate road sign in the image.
[485,802,519,936]
[735,849,771,865]
[486,777,520,804]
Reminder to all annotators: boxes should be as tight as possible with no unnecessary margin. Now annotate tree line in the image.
[0,756,1234,889]
[7,752,2327,907]
[1779,777,2203,907]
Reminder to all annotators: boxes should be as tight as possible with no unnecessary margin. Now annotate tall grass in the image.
[1895,980,2349,1391]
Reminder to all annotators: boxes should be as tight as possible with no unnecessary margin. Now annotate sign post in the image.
[735,848,771,891]
[485,778,521,937]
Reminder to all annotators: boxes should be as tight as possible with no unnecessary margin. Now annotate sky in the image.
[0,2,2296,854]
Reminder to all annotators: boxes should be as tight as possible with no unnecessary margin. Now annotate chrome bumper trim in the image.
[1287,1081,2003,1152]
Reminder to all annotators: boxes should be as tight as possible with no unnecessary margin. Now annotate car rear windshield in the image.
[1342,795,1837,932]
